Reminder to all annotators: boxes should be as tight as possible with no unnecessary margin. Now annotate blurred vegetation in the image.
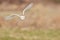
[0,0,60,4]
[51,0,60,3]
[0,27,60,40]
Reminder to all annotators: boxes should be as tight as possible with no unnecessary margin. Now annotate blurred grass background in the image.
[0,0,60,40]
[0,27,60,40]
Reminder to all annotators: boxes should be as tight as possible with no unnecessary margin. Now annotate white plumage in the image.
[5,2,33,20]
[23,3,33,15]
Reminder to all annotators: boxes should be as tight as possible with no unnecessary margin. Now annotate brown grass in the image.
[0,3,60,30]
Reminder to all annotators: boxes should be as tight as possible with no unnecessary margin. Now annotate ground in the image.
[0,3,60,40]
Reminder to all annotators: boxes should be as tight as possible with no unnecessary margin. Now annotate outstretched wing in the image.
[23,2,33,15]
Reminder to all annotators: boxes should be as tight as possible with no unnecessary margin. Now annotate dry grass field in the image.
[0,2,60,40]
